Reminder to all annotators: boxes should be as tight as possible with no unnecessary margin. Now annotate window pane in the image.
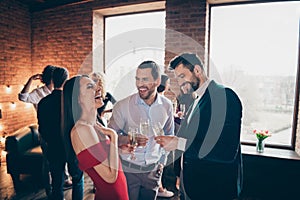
[105,11,166,101]
[209,2,300,146]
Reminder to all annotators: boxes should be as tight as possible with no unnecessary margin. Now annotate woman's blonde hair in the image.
[89,72,107,99]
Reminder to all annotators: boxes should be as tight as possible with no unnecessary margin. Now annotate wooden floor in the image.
[0,161,180,200]
[0,162,95,200]
[0,161,263,200]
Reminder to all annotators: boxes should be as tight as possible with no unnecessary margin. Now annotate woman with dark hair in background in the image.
[63,75,128,200]
[157,74,170,95]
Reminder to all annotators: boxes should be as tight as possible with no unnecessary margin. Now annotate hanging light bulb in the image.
[10,102,16,109]
[25,103,32,109]
[6,85,11,93]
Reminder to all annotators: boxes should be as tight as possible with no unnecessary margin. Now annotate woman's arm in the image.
[71,124,119,183]
[94,124,119,182]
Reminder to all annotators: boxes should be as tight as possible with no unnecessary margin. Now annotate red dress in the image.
[77,140,129,200]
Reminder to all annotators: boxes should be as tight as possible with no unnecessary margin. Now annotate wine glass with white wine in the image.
[152,122,166,155]
[139,118,150,147]
[140,118,150,134]
[128,127,138,160]
[153,122,164,137]
[179,104,186,119]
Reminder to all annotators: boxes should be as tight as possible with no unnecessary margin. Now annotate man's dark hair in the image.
[157,74,169,93]
[138,60,161,80]
[169,53,204,72]
[52,67,69,88]
[41,65,56,85]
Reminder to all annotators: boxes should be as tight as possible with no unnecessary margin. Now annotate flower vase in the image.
[256,139,265,153]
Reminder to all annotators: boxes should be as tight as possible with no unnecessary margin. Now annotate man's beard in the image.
[139,86,156,100]
[190,75,200,92]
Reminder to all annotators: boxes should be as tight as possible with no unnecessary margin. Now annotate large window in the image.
[104,11,166,101]
[209,1,300,147]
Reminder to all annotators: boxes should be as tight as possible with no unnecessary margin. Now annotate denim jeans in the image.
[40,139,51,196]
[67,158,84,200]
[49,161,65,200]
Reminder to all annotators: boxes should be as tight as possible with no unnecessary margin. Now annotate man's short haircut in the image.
[137,60,161,80]
[169,53,204,72]
[52,67,69,88]
[42,65,56,85]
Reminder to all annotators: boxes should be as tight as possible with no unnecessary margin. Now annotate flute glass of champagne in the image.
[139,118,149,147]
[140,118,150,135]
[179,104,186,119]
[152,122,166,155]
[128,127,138,160]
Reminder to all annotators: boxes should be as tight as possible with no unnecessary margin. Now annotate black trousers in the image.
[181,158,239,200]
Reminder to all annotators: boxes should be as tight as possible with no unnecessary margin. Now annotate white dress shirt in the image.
[177,79,211,151]
[109,93,174,166]
[18,85,51,110]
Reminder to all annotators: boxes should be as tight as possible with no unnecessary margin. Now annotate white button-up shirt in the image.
[178,79,211,151]
[109,93,174,166]
[18,85,51,110]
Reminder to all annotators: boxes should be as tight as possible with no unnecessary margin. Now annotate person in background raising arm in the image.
[18,65,56,110]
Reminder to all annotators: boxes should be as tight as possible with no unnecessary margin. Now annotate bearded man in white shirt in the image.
[109,60,175,200]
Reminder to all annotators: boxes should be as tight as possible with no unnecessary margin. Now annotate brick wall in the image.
[0,0,206,134]
[165,0,207,99]
[31,4,93,77]
[0,0,36,134]
[0,0,159,134]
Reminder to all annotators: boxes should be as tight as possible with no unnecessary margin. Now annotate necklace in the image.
[77,119,95,126]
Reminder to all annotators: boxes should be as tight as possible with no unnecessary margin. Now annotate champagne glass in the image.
[139,118,149,147]
[179,104,186,119]
[140,118,150,136]
[153,122,164,137]
[152,122,166,155]
[172,99,178,115]
[128,127,138,160]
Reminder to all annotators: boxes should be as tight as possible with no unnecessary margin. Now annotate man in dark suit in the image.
[155,53,243,200]
[38,67,84,200]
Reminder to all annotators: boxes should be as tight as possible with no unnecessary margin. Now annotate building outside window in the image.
[104,11,166,101]
[209,1,300,148]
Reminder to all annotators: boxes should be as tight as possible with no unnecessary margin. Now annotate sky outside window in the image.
[210,2,300,146]
[105,11,166,100]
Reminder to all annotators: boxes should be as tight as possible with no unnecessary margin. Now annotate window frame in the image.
[103,9,166,72]
[207,0,300,150]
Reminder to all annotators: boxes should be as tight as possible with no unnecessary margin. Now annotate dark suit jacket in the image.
[37,90,66,163]
[177,80,243,200]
